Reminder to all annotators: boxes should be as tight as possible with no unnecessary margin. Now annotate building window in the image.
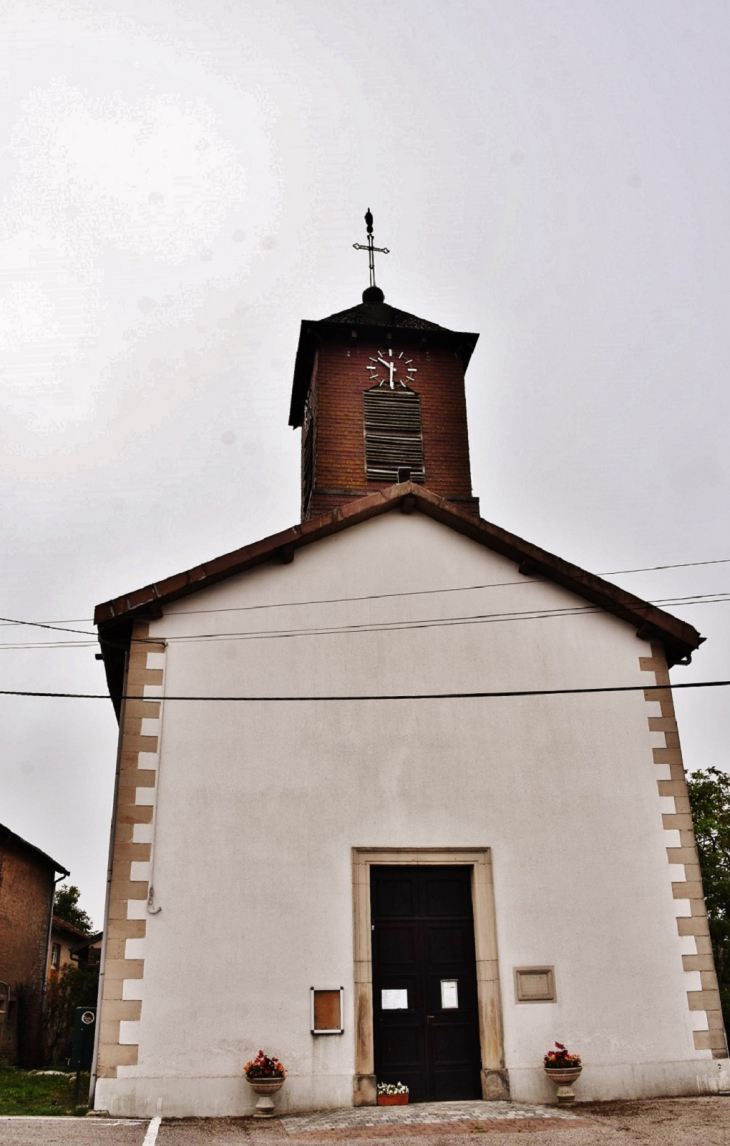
[51,943,61,970]
[363,385,425,482]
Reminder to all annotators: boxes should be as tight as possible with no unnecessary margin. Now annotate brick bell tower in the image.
[288,211,480,521]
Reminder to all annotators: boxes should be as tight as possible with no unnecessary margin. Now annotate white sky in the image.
[2,0,729,926]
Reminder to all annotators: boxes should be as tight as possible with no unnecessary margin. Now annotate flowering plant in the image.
[377,1081,409,1095]
[544,1042,581,1068]
[244,1050,286,1079]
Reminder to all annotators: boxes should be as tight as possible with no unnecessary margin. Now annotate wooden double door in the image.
[371,865,482,1103]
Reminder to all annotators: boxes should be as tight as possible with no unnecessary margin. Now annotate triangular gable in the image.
[95,483,703,710]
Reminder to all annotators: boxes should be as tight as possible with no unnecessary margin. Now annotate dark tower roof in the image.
[322,299,445,331]
[288,299,479,428]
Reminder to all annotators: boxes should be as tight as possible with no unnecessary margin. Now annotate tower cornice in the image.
[288,304,478,428]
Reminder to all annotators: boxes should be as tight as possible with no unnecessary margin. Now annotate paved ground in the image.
[1,1097,729,1145]
[0,1116,148,1145]
[279,1100,582,1136]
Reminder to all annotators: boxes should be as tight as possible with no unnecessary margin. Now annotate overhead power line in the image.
[140,592,730,646]
[0,592,728,651]
[601,557,730,575]
[0,615,96,636]
[1,555,729,632]
[0,680,729,702]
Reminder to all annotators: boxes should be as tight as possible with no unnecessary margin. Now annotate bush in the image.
[44,962,99,1068]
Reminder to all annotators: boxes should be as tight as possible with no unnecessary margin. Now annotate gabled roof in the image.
[95,482,703,712]
[52,916,91,940]
[0,824,69,877]
[288,298,479,427]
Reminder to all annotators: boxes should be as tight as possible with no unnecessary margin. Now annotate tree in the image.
[44,961,100,1067]
[686,767,730,1032]
[53,885,93,935]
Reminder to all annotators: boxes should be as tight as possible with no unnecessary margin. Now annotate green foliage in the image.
[53,885,93,934]
[687,767,730,1033]
[44,962,99,1068]
[0,1069,89,1116]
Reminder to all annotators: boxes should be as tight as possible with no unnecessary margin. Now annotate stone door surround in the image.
[352,847,508,1104]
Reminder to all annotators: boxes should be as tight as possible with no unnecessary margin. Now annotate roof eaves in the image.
[70,931,103,953]
[96,482,702,674]
[406,488,702,663]
[52,916,91,939]
[321,301,445,329]
[0,824,70,876]
[94,491,394,627]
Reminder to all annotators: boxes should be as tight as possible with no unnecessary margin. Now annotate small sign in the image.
[514,966,556,1003]
[381,989,408,1010]
[311,987,344,1034]
[71,1006,96,1070]
[441,980,458,1009]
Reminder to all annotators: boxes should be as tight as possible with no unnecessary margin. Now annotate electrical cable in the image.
[134,592,730,647]
[0,616,96,636]
[1,556,729,630]
[0,680,728,702]
[0,592,728,651]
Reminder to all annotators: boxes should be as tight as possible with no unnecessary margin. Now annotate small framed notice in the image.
[381,988,408,1010]
[440,979,459,1009]
[311,987,344,1034]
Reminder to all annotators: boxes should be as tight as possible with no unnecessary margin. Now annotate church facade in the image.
[91,276,728,1117]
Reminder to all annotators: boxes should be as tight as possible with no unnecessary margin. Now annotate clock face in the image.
[366,348,418,390]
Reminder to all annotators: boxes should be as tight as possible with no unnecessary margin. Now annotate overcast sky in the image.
[2,0,729,927]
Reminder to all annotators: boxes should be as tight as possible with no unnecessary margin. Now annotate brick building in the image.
[0,824,69,1066]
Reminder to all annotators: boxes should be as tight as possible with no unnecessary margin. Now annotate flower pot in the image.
[377,1094,409,1106]
[246,1076,285,1118]
[544,1065,582,1106]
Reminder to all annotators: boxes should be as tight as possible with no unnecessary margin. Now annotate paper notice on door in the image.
[441,979,458,1009]
[381,989,408,1010]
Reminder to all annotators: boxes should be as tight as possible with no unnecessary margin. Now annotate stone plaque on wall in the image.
[514,967,556,1003]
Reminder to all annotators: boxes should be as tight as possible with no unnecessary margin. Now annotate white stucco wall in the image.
[95,512,727,1116]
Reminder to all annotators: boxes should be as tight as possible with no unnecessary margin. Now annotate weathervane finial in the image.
[353,208,389,300]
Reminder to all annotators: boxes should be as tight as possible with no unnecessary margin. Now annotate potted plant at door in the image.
[377,1081,409,1106]
[244,1050,286,1118]
[543,1042,582,1105]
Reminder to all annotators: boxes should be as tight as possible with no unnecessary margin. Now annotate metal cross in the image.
[352,208,389,288]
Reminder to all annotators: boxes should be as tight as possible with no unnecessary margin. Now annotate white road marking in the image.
[142,1115,162,1146]
[0,1117,144,1123]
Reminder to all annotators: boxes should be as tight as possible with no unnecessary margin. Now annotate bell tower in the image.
[288,212,481,521]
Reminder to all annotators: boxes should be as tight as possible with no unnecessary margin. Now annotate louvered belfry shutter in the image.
[363,385,425,482]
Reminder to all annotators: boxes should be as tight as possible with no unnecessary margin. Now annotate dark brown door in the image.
[371,865,482,1103]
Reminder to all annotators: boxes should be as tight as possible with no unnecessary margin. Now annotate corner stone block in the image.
[482,1069,510,1100]
[353,1074,377,1107]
